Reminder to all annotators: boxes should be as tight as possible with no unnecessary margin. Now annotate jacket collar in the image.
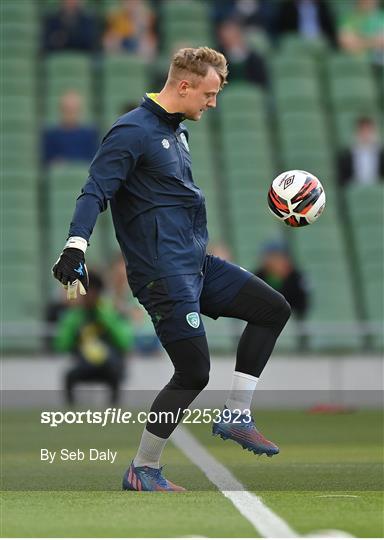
[141,94,185,130]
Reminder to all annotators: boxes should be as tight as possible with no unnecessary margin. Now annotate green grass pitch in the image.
[1,410,383,537]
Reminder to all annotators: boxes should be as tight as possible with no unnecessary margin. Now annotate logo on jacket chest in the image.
[162,138,170,149]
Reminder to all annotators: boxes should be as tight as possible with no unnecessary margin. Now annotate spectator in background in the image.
[276,0,337,48]
[43,90,99,165]
[253,240,310,321]
[211,0,272,30]
[55,270,134,405]
[103,0,157,59]
[217,19,269,89]
[43,0,99,52]
[339,0,384,67]
[338,116,384,186]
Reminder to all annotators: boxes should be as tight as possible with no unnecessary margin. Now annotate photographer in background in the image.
[54,270,134,405]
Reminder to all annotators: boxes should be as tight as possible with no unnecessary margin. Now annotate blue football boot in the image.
[122,461,186,492]
[212,408,279,457]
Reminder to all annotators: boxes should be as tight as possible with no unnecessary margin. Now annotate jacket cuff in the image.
[65,236,88,253]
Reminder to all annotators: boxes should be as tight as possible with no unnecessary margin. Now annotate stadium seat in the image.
[161,0,212,53]
[0,0,37,21]
[45,53,92,79]
[286,202,361,349]
[274,77,322,112]
[280,130,329,154]
[1,95,36,119]
[44,54,93,124]
[328,54,371,79]
[329,76,378,112]
[346,185,383,347]
[0,281,42,350]
[247,30,272,58]
[281,151,334,188]
[1,57,36,78]
[279,111,328,137]
[272,56,317,79]
[1,135,37,168]
[325,0,356,22]
[162,0,208,22]
[219,83,266,110]
[2,77,37,98]
[102,54,149,128]
[187,115,223,240]
[1,193,41,350]
[1,23,38,57]
[47,164,111,279]
[333,110,373,148]
[202,315,238,353]
[218,81,279,271]
[278,35,330,58]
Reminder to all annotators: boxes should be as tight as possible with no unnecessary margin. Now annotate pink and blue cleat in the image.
[212,408,279,457]
[122,461,186,492]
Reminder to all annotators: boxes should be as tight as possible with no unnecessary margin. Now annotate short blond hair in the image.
[169,47,228,89]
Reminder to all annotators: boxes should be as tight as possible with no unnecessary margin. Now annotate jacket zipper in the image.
[193,202,205,275]
[174,134,185,177]
[175,133,204,274]
[154,216,159,260]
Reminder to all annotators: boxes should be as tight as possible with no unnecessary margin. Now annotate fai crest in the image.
[186,312,200,328]
[162,138,170,149]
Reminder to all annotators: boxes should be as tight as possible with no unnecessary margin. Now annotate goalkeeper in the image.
[53,47,291,492]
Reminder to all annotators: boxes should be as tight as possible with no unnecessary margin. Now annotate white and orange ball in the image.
[268,170,326,227]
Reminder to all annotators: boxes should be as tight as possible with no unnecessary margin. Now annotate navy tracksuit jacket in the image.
[69,95,208,295]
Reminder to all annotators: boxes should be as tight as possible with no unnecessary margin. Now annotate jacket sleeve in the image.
[68,122,146,241]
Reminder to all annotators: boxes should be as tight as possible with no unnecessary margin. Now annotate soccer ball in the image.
[268,170,326,227]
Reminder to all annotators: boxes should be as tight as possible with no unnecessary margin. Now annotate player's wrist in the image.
[64,236,88,253]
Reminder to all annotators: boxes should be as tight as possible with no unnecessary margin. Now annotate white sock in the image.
[133,428,168,469]
[225,370,259,414]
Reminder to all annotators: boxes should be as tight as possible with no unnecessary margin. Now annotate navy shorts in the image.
[135,255,252,346]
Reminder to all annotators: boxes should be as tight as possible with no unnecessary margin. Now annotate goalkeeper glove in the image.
[52,237,89,300]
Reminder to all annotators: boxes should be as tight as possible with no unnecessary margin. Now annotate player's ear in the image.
[178,79,190,97]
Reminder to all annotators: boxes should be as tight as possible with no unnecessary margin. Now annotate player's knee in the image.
[173,367,209,391]
[274,292,291,326]
[189,368,210,390]
[165,335,210,391]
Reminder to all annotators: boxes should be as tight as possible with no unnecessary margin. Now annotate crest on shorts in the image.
[186,312,200,328]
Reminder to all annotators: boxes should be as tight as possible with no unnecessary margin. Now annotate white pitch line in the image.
[171,426,297,538]
[315,495,360,499]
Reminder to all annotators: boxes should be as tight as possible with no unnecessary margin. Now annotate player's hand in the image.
[52,247,89,300]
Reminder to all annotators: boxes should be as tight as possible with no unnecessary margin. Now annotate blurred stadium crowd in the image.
[1,0,383,356]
